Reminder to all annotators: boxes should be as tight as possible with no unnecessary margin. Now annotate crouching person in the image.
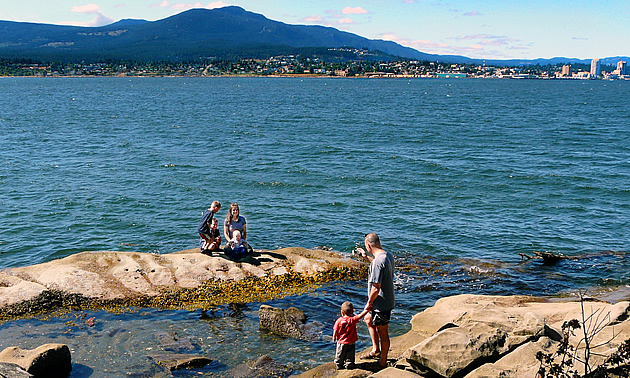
[200,218,221,255]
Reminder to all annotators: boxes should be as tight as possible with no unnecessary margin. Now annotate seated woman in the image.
[224,202,247,240]
[223,202,253,256]
[223,230,252,258]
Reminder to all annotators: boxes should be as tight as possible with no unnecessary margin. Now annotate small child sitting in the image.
[332,301,370,370]
[223,230,252,258]
[199,218,221,255]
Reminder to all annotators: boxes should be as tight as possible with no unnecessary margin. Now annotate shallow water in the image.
[0,77,629,375]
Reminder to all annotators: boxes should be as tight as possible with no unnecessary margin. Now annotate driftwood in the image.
[518,251,572,264]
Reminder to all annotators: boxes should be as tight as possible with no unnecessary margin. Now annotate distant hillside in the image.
[0,6,468,63]
[487,56,630,67]
[0,6,626,65]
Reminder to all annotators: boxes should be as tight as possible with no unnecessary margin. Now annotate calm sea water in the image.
[0,77,629,376]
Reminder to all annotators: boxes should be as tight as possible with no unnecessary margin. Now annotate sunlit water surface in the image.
[0,77,628,376]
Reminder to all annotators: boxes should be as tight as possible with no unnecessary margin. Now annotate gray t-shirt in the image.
[368,251,395,312]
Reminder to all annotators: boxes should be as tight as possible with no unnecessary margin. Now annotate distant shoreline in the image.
[3,73,628,80]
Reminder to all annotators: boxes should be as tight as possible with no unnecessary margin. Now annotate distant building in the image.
[575,71,591,79]
[590,58,601,78]
[617,61,628,76]
[561,65,572,77]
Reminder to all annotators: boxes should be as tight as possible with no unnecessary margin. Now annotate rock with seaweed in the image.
[259,305,308,339]
[0,247,366,321]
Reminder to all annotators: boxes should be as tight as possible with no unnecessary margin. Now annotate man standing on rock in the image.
[356,233,395,368]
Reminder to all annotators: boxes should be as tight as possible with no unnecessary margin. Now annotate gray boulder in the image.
[259,305,307,338]
[0,344,71,378]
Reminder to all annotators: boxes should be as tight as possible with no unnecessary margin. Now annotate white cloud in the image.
[172,2,203,10]
[151,1,230,10]
[303,7,370,27]
[463,11,482,16]
[381,33,490,55]
[342,6,368,15]
[302,15,324,23]
[381,32,531,59]
[454,34,495,40]
[151,0,170,7]
[72,4,101,13]
[70,3,115,26]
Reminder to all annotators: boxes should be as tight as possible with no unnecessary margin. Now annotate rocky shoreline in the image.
[1,249,630,377]
[299,294,630,377]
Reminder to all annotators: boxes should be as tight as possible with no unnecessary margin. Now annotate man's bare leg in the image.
[365,313,381,355]
[377,324,390,367]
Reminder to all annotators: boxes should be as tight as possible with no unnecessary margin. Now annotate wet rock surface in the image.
[231,354,292,378]
[259,305,308,339]
[147,353,213,371]
[0,362,32,378]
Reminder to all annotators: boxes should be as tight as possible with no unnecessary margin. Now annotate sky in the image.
[1,0,627,60]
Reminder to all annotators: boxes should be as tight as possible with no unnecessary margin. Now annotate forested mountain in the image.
[0,6,465,62]
[1,6,626,65]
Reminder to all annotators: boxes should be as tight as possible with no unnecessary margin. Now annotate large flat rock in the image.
[0,247,362,309]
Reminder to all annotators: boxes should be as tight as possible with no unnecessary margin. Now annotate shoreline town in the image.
[2,55,629,80]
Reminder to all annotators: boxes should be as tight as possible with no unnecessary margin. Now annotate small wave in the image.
[468,265,494,275]
[256,181,294,187]
[160,163,196,168]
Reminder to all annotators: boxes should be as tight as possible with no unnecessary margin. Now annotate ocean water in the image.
[0,77,629,376]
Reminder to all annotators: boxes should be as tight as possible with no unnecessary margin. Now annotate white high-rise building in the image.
[561,65,572,77]
[617,61,628,76]
[590,58,601,77]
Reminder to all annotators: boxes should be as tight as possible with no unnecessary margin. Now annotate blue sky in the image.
[1,0,627,60]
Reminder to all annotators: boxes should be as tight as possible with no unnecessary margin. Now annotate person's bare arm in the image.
[224,224,230,241]
[356,306,371,320]
[367,283,381,308]
[356,247,374,263]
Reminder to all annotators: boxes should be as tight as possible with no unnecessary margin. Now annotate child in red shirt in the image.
[332,301,370,369]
